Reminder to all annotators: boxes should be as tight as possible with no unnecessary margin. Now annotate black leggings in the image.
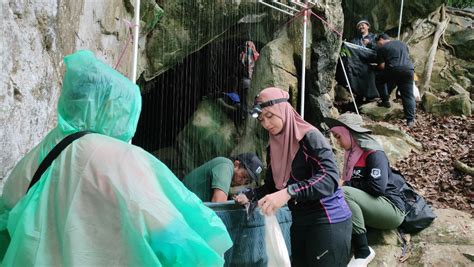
[290,219,352,267]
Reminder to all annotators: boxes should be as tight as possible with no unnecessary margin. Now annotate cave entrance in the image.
[133,34,263,176]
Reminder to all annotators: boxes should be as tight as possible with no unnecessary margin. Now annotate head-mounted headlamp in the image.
[249,98,288,118]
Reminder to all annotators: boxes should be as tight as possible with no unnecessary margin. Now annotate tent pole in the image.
[300,7,308,118]
[131,0,140,82]
[339,57,359,115]
[397,0,404,40]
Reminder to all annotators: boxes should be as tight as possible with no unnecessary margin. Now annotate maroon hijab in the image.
[255,87,316,189]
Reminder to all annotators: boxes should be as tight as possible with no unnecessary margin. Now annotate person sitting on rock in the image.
[182,153,263,202]
[325,113,406,267]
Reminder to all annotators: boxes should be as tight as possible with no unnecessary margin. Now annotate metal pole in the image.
[272,0,299,12]
[131,0,140,82]
[339,57,359,115]
[300,8,308,118]
[397,0,404,40]
[258,0,295,16]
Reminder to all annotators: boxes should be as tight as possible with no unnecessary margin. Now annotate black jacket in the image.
[345,150,405,212]
[246,130,352,225]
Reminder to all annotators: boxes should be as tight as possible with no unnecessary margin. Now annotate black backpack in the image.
[392,172,437,234]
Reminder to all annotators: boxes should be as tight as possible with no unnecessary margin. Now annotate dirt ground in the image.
[387,109,473,215]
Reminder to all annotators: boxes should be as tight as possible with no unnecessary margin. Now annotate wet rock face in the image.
[1,0,136,187]
[144,0,274,80]
[342,0,444,38]
[448,29,474,60]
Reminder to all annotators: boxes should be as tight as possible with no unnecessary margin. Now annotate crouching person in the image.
[0,50,232,266]
[325,113,406,267]
[182,153,263,202]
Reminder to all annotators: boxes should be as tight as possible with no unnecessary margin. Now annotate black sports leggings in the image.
[290,219,352,267]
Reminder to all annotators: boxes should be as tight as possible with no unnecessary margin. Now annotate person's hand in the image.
[233,193,249,205]
[258,189,291,216]
[362,39,370,46]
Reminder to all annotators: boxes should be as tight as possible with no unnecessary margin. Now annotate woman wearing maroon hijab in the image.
[234,87,352,266]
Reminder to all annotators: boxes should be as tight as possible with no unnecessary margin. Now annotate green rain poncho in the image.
[0,50,232,266]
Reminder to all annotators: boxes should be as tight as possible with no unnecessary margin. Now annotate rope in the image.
[309,10,343,38]
[279,5,343,38]
[268,3,355,116]
[114,19,138,70]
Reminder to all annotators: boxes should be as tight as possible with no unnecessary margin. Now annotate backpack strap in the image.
[27,131,93,192]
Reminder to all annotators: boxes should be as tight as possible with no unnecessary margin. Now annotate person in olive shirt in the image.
[182,153,263,202]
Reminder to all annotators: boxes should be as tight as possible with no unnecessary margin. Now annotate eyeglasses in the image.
[249,98,288,118]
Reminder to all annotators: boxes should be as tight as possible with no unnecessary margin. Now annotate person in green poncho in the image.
[182,153,263,202]
[0,50,232,266]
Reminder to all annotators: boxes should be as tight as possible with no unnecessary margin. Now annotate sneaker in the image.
[347,247,375,267]
[377,101,391,108]
[407,121,415,128]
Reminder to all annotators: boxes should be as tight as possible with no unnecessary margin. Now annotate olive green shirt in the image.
[182,157,234,202]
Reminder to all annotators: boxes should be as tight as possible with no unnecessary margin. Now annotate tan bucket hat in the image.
[324,113,372,133]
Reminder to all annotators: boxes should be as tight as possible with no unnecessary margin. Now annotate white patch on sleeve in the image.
[370,168,381,179]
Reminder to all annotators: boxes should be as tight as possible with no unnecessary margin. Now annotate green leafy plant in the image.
[340,46,352,57]
[445,0,473,8]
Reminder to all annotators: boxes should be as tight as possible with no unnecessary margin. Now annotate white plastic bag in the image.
[264,215,291,267]
[413,82,421,101]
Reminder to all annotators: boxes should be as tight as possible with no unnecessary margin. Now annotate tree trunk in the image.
[422,5,449,91]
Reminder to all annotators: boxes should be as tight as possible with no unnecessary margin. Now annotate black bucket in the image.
[206,201,292,266]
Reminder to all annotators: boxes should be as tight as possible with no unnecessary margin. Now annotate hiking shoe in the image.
[377,101,391,108]
[407,121,415,128]
[347,247,375,267]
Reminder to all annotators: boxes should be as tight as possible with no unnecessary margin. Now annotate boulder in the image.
[177,99,238,173]
[449,82,470,96]
[447,28,474,60]
[342,0,444,38]
[334,84,353,102]
[367,208,474,266]
[360,101,405,121]
[250,28,299,105]
[421,91,441,112]
[430,94,472,116]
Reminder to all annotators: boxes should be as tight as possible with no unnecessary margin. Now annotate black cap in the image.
[376,33,390,41]
[235,153,263,183]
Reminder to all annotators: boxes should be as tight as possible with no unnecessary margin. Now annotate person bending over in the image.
[183,153,263,202]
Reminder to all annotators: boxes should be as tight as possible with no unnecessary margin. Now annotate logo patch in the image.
[370,168,381,179]
[255,166,262,174]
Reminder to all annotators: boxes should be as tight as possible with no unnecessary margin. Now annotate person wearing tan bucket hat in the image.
[324,113,406,267]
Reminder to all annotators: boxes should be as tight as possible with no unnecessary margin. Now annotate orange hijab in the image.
[255,87,316,189]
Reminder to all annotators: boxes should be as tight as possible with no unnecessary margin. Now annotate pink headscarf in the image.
[256,87,316,189]
[329,126,364,181]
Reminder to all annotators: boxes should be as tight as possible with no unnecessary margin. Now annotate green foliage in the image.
[445,0,473,8]
[340,46,352,57]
